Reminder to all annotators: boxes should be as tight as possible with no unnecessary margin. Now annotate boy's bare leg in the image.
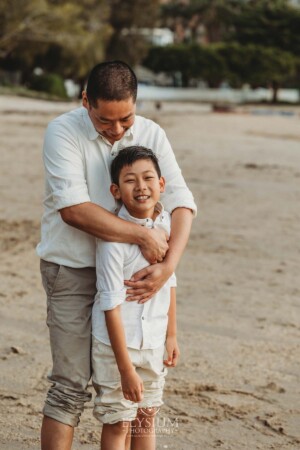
[131,408,156,450]
[101,421,130,450]
[41,416,74,450]
[125,430,131,450]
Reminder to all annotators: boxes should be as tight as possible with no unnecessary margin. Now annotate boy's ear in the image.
[159,176,166,194]
[110,183,121,200]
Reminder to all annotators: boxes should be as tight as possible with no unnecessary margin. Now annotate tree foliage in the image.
[0,0,111,85]
[144,42,297,101]
[146,0,300,102]
[105,0,160,65]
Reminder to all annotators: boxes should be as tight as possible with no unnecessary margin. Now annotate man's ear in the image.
[159,176,166,194]
[82,91,89,109]
[110,183,121,200]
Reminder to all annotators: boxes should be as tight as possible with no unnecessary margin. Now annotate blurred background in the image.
[1,0,300,104]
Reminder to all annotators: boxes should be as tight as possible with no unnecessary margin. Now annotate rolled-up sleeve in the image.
[96,241,126,311]
[43,120,90,210]
[156,128,197,216]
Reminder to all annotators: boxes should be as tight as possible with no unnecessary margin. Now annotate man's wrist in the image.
[161,258,175,277]
[135,224,149,247]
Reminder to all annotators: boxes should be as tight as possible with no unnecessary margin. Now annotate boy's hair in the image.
[111,146,161,185]
[86,61,137,107]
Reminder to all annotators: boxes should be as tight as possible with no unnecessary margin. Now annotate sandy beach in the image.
[0,95,299,450]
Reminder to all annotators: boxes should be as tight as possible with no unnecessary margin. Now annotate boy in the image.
[92,146,180,450]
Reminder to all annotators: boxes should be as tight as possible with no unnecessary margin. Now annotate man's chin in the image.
[104,132,125,141]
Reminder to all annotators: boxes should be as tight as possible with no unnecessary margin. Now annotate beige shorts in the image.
[92,336,167,424]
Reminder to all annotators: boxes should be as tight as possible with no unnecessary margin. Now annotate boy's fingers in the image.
[163,359,174,367]
[172,355,178,366]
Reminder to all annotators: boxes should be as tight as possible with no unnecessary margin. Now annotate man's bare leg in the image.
[101,421,130,450]
[41,416,74,450]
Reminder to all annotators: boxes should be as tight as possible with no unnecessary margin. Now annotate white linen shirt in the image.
[36,106,196,268]
[92,203,176,350]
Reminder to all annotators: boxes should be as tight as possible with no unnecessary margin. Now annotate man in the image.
[37,60,196,450]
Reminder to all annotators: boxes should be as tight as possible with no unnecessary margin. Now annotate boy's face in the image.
[110,159,165,219]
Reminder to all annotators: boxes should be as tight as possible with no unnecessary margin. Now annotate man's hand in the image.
[164,336,180,368]
[120,367,144,402]
[140,227,169,264]
[125,262,173,304]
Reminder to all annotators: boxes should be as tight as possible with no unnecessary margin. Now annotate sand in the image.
[0,95,299,450]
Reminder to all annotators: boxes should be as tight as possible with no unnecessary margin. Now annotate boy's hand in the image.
[140,227,169,264]
[120,368,144,402]
[125,261,173,304]
[164,336,180,367]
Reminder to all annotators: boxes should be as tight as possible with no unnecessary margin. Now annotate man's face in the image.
[82,92,136,144]
[110,159,165,219]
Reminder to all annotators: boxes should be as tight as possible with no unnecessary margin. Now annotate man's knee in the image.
[43,383,92,427]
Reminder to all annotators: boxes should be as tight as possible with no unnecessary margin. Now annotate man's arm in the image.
[105,307,144,402]
[125,207,193,302]
[60,202,168,264]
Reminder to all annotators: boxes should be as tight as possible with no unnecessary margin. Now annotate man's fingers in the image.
[125,279,154,290]
[126,293,154,303]
[126,288,147,296]
[126,266,150,282]
[138,295,153,304]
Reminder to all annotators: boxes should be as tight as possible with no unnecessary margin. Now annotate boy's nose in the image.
[136,180,147,190]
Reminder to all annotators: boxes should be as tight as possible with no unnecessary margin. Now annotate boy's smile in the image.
[110,159,165,219]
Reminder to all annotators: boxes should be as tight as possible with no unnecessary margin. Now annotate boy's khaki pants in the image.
[40,259,97,427]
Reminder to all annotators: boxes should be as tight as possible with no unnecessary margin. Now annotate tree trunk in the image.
[271,81,279,104]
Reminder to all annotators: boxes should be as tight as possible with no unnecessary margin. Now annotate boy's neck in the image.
[124,204,160,221]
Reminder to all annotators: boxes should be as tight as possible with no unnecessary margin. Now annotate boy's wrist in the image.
[119,363,135,375]
[166,332,177,339]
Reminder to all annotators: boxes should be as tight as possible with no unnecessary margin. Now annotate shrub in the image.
[29,73,67,98]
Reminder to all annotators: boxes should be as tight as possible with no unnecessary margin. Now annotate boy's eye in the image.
[145,176,154,180]
[125,179,135,183]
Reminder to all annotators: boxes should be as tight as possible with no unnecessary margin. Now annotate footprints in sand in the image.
[163,381,300,447]
[0,219,40,252]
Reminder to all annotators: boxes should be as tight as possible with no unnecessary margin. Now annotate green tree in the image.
[230,0,300,54]
[105,0,160,65]
[0,0,111,88]
[161,0,240,44]
[144,43,227,87]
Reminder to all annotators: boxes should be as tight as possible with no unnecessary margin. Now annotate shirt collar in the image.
[81,107,134,143]
[118,202,165,229]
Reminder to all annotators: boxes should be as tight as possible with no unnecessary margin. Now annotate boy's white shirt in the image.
[92,202,176,350]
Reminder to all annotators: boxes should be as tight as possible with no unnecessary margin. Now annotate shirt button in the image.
[142,316,145,320]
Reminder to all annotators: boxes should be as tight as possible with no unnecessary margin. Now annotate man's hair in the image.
[86,61,137,106]
[111,146,161,185]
